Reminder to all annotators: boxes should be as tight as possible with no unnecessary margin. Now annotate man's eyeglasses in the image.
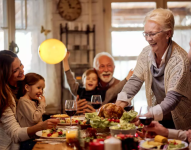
[143,31,164,39]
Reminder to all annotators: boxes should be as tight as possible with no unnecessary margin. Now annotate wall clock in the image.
[58,0,82,21]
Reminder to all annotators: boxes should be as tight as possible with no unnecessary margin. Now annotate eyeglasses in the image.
[143,31,164,39]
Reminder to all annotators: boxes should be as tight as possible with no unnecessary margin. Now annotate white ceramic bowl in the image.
[109,126,137,136]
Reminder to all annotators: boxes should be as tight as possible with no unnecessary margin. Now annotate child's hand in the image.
[37,95,46,103]
[126,69,133,81]
[63,51,70,61]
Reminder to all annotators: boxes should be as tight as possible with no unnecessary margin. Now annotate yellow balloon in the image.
[38,39,67,64]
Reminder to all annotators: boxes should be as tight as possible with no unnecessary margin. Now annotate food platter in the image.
[139,139,188,150]
[36,128,66,139]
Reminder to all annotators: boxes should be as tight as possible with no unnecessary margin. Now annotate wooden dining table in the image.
[32,142,73,150]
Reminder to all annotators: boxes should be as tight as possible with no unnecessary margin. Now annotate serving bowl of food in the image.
[109,123,137,136]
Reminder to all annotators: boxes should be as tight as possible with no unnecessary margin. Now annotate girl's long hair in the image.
[22,73,45,96]
[0,50,18,118]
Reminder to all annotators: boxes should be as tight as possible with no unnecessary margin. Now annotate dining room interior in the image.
[1,0,191,116]
[1,0,191,149]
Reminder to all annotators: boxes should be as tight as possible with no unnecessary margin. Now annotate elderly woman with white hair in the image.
[116,8,191,130]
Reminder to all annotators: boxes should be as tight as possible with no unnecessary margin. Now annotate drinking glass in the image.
[91,95,102,111]
[139,106,154,139]
[124,99,134,111]
[66,128,78,148]
[65,100,77,127]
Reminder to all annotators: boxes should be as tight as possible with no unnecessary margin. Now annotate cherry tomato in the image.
[135,133,138,137]
[58,131,63,135]
[117,134,125,139]
[111,118,115,122]
[108,119,112,122]
[47,133,52,137]
[116,119,120,123]
[75,120,79,123]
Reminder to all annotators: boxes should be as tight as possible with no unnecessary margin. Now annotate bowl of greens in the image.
[109,123,137,136]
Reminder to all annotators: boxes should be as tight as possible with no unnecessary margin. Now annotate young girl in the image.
[16,73,46,127]
[63,52,133,103]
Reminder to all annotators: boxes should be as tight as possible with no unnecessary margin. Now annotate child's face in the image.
[26,79,45,100]
[84,73,98,91]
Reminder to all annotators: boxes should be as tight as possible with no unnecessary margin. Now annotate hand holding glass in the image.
[139,106,153,126]
[91,95,102,111]
[65,100,77,127]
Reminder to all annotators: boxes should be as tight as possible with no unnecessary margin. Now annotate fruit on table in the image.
[98,103,124,119]
[154,135,168,143]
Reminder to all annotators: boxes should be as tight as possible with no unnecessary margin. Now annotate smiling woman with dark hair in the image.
[0,50,59,150]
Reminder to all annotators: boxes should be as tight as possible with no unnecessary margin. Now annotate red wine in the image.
[124,105,133,111]
[65,110,77,116]
[92,103,101,109]
[139,117,153,125]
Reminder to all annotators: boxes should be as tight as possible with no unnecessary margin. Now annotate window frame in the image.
[104,0,191,58]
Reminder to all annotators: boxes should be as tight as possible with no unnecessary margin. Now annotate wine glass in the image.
[91,95,102,112]
[65,100,77,127]
[139,106,154,139]
[124,99,134,112]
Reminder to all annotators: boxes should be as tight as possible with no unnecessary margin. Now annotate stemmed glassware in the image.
[139,106,154,139]
[91,95,102,112]
[65,100,77,127]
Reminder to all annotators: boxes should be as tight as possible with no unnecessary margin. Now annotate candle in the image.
[104,137,121,150]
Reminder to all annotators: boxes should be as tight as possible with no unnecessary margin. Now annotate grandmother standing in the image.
[116,8,191,130]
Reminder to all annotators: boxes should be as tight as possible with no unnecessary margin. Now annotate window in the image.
[167,2,191,52]
[0,0,8,50]
[111,2,156,111]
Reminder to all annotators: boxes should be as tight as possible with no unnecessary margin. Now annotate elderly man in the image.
[93,52,133,104]
[76,52,133,113]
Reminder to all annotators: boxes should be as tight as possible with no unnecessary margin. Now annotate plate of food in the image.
[139,135,188,150]
[84,103,138,129]
[58,117,79,126]
[50,114,69,119]
[36,128,66,138]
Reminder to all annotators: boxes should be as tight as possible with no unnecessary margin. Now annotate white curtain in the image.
[16,0,61,114]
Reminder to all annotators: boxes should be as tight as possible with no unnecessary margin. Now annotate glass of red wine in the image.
[124,105,133,112]
[91,95,102,112]
[139,106,154,139]
[65,100,77,127]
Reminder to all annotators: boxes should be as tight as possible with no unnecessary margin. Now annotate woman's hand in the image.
[130,116,140,125]
[115,100,129,109]
[143,121,169,137]
[40,119,60,130]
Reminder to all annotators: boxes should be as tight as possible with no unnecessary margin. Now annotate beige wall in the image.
[50,0,105,111]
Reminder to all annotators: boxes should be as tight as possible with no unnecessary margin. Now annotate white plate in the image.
[139,139,188,150]
[36,128,66,139]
